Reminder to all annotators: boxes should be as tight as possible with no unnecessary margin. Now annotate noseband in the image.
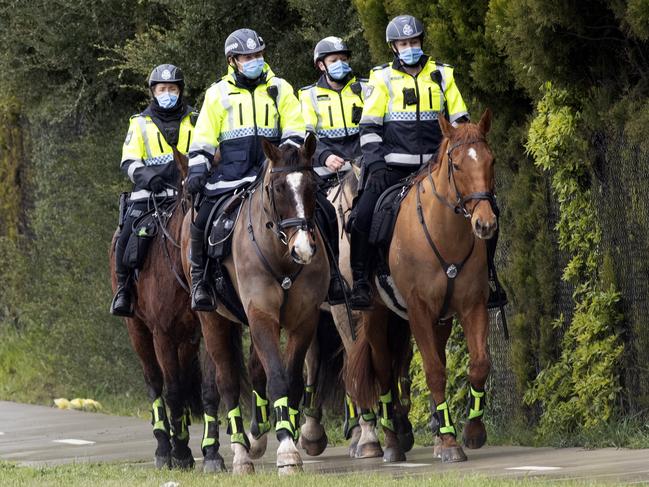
[264,165,316,245]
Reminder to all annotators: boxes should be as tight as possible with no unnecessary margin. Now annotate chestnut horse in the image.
[109,150,224,472]
[347,109,496,463]
[181,134,329,474]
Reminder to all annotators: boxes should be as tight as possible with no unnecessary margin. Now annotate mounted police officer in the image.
[349,15,472,309]
[299,36,369,304]
[111,64,198,316]
[185,28,306,311]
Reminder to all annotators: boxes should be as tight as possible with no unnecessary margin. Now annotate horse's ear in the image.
[302,132,317,165]
[261,137,281,164]
[478,108,492,135]
[438,114,455,139]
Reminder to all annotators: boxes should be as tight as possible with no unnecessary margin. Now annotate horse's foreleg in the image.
[299,330,327,457]
[200,353,226,473]
[458,304,491,450]
[201,316,252,474]
[126,319,171,469]
[408,298,466,463]
[247,346,270,460]
[153,332,195,469]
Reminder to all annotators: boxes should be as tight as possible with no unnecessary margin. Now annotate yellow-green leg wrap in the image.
[251,390,271,438]
[274,396,295,438]
[343,394,360,439]
[289,407,300,440]
[227,405,250,449]
[302,384,320,420]
[378,390,395,432]
[433,400,457,437]
[170,413,190,442]
[151,397,170,435]
[467,385,485,420]
[201,413,219,451]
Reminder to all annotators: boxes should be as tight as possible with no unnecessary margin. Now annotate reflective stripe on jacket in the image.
[359,57,468,170]
[120,110,196,201]
[188,64,305,196]
[299,75,367,177]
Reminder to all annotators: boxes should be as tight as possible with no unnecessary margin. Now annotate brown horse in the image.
[181,134,329,474]
[347,109,495,463]
[300,167,413,461]
[109,150,224,472]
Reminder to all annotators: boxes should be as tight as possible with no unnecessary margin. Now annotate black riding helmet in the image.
[313,36,351,67]
[385,15,424,43]
[224,28,266,58]
[148,64,185,92]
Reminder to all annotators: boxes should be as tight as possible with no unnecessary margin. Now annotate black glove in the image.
[185,170,207,195]
[365,162,390,194]
[148,176,165,193]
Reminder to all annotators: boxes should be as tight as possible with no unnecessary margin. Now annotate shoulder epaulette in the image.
[299,83,316,92]
[356,77,369,83]
[372,63,390,71]
[434,61,454,68]
[130,113,144,120]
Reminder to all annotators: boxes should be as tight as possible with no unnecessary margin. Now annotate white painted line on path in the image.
[506,466,562,471]
[383,463,431,468]
[52,439,96,446]
[303,460,324,464]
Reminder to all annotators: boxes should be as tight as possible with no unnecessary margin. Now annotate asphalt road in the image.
[1,401,648,483]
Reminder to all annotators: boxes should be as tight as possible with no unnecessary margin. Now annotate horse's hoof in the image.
[398,430,415,453]
[432,437,443,459]
[203,456,227,473]
[232,461,255,475]
[154,454,171,469]
[171,454,195,470]
[348,426,361,458]
[382,446,406,463]
[277,451,302,469]
[441,446,467,463]
[355,441,383,459]
[463,423,487,450]
[300,431,328,456]
[278,464,303,475]
[248,432,268,460]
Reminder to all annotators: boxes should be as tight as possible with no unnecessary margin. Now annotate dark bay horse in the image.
[109,150,224,472]
[347,109,496,463]
[181,134,329,474]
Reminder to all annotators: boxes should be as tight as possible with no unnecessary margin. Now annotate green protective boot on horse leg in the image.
[201,413,226,473]
[227,405,255,474]
[169,410,195,470]
[151,397,172,469]
[248,390,271,460]
[431,400,467,463]
[274,396,303,473]
[299,384,328,457]
[462,385,488,449]
[378,390,406,462]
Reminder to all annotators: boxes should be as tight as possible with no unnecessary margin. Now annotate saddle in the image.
[368,182,412,250]
[203,190,248,325]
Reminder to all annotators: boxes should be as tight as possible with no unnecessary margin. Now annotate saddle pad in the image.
[375,270,409,321]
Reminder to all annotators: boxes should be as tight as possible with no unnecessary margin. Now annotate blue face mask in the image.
[241,57,265,79]
[327,60,352,81]
[398,47,424,66]
[155,92,179,109]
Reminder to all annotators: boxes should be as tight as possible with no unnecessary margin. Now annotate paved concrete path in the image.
[1,401,648,483]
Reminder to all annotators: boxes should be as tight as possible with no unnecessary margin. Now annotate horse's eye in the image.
[452,163,461,171]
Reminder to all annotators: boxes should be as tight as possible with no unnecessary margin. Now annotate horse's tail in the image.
[345,318,380,409]
[314,310,345,411]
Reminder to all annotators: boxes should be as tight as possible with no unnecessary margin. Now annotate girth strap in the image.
[416,181,475,318]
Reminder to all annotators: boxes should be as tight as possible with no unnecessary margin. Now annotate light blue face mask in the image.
[155,92,179,109]
[241,57,265,79]
[398,47,424,66]
[327,60,352,81]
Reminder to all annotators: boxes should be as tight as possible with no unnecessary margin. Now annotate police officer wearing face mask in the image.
[111,64,198,316]
[185,28,305,311]
[349,15,471,309]
[298,36,369,305]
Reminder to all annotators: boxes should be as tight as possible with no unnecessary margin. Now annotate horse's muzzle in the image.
[290,229,316,264]
[473,216,497,240]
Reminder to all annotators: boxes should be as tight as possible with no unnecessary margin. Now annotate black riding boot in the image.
[111,239,134,316]
[190,223,216,311]
[486,229,508,309]
[349,228,373,310]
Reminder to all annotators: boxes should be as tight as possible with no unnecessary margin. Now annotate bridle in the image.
[262,164,317,246]
[428,138,496,219]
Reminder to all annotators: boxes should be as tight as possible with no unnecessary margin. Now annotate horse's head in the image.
[261,134,319,264]
[438,109,497,239]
